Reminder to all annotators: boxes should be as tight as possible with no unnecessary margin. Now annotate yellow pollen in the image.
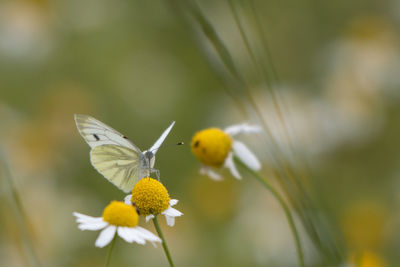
[131,177,170,216]
[191,128,233,168]
[102,201,139,227]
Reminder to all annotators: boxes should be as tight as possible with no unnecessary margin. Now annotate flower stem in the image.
[105,235,117,267]
[234,157,305,267]
[0,148,40,267]
[152,216,175,267]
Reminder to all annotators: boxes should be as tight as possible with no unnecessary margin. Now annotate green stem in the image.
[152,217,175,267]
[234,157,305,267]
[0,148,40,267]
[105,235,117,267]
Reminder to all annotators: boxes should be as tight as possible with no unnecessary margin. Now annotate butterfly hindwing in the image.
[90,144,142,193]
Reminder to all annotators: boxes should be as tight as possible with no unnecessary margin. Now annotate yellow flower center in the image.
[102,201,139,227]
[131,177,170,216]
[191,128,233,168]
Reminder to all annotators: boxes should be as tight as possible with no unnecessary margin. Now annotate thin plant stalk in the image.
[234,157,305,267]
[228,0,292,150]
[238,2,344,259]
[183,2,332,260]
[152,216,175,267]
[105,235,117,267]
[247,0,280,84]
[0,148,40,267]
[168,0,342,262]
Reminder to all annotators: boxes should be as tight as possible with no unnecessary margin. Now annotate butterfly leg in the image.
[151,168,161,181]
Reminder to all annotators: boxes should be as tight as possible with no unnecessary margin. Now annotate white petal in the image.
[163,207,183,218]
[224,123,261,136]
[233,141,261,171]
[117,227,145,244]
[73,212,103,224]
[224,153,241,179]
[124,195,133,205]
[200,165,223,181]
[148,121,175,155]
[165,215,175,227]
[78,221,108,231]
[73,212,107,230]
[169,199,178,206]
[135,226,161,244]
[95,225,117,248]
[163,205,183,227]
[146,214,155,222]
[117,227,134,243]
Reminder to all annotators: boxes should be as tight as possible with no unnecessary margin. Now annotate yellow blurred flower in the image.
[191,128,233,168]
[191,124,261,180]
[341,200,388,250]
[189,174,238,223]
[349,250,386,267]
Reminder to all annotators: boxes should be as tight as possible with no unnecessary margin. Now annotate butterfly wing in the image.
[90,144,144,192]
[144,121,175,169]
[74,114,139,150]
[148,121,175,154]
[75,114,146,192]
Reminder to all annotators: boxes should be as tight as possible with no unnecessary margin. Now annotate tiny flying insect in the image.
[74,114,175,193]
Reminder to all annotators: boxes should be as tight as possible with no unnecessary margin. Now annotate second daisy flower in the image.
[125,177,183,227]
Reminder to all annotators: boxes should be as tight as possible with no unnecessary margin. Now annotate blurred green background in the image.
[1,0,400,266]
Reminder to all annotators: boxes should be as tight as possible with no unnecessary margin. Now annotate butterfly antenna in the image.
[149,142,184,153]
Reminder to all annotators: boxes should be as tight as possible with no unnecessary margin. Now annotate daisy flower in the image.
[125,177,183,227]
[73,201,161,248]
[191,123,262,180]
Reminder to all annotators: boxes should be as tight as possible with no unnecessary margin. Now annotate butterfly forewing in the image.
[148,121,175,154]
[90,144,142,193]
[74,114,139,150]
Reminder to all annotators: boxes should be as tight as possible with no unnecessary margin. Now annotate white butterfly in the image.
[74,114,175,193]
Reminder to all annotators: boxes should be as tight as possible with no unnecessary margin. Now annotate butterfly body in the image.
[75,114,174,192]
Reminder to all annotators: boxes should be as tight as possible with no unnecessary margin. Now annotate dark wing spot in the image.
[194,140,200,147]
[93,134,100,141]
[123,135,128,139]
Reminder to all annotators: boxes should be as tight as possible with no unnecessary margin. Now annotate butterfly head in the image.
[144,150,154,163]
